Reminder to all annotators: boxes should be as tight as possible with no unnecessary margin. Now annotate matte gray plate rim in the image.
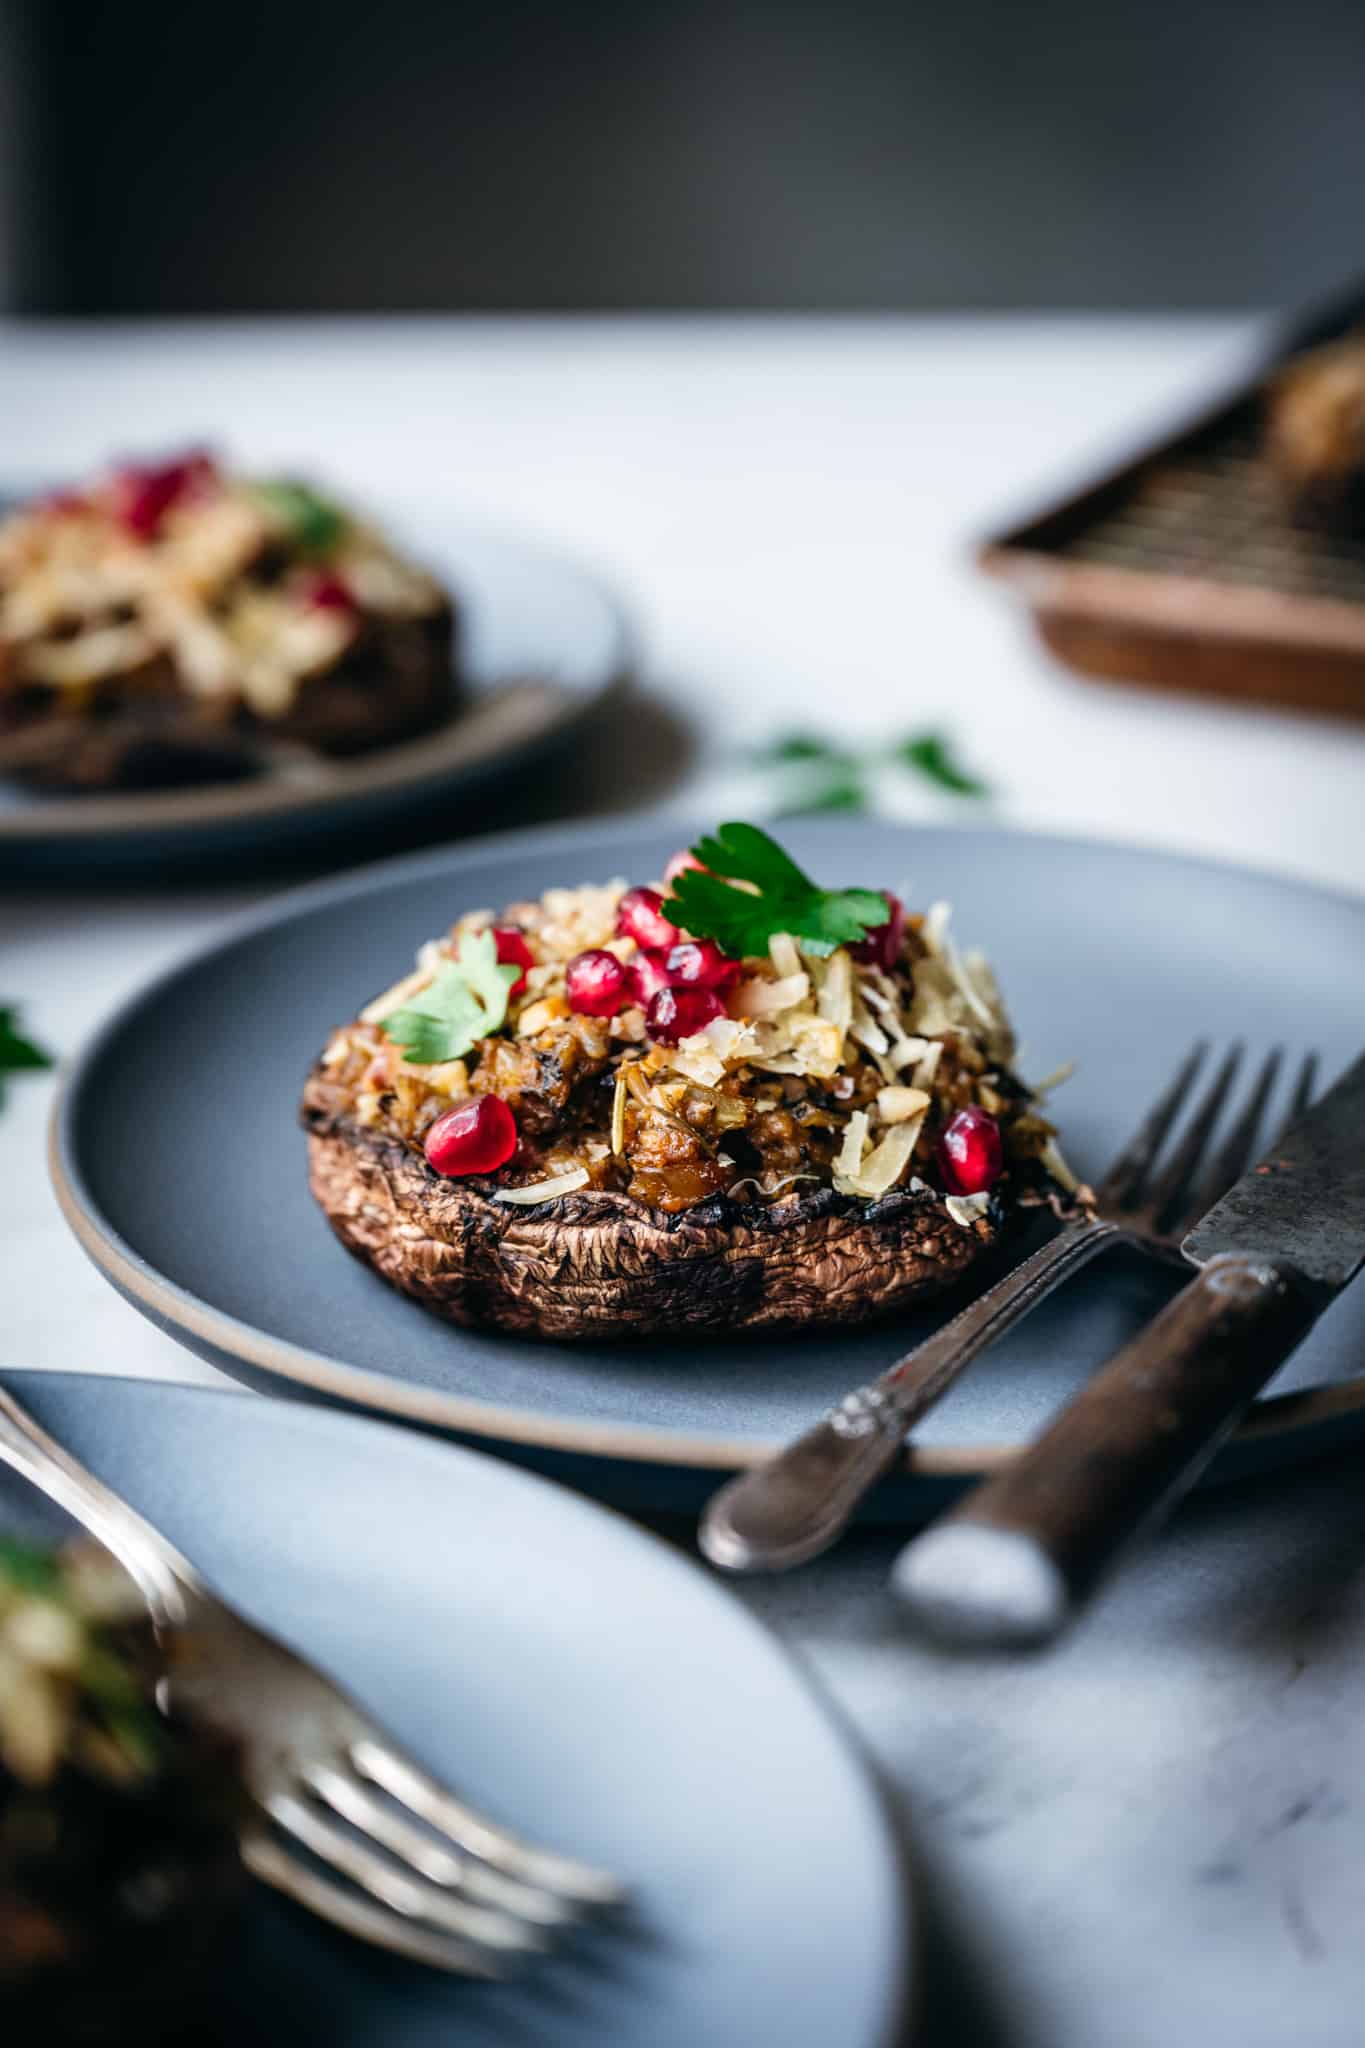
[0,1367,912,2048]
[50,810,1365,1475]
[0,526,634,846]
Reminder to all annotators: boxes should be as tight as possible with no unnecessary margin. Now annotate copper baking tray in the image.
[978,289,1365,720]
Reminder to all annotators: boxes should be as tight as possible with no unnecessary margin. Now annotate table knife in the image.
[892,1049,1365,1646]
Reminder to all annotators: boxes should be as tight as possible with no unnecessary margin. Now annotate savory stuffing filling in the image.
[0,451,447,722]
[0,1540,168,1792]
[1,1540,243,2015]
[312,825,1074,1221]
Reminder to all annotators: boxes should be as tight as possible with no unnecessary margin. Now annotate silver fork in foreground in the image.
[700,1044,1317,1574]
[0,1387,624,1976]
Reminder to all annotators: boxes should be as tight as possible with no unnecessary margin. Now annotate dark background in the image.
[3,0,1364,315]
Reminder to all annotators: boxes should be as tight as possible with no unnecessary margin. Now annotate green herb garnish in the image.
[0,1537,63,1597]
[896,731,990,798]
[777,773,867,816]
[253,479,347,555]
[754,733,860,770]
[753,733,871,814]
[751,727,989,814]
[662,822,889,960]
[383,929,520,1065]
[0,1005,53,1111]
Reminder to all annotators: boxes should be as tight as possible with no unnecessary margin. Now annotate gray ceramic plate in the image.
[0,1370,909,2048]
[0,527,632,878]
[51,817,1365,1515]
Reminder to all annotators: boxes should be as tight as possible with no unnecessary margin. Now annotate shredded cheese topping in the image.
[493,1167,592,1204]
[323,872,1067,1218]
[0,460,446,719]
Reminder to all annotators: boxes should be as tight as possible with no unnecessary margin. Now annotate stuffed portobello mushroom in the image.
[0,451,457,791]
[0,1539,245,2041]
[302,825,1076,1340]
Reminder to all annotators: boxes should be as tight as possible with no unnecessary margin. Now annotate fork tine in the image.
[1282,1051,1319,1135]
[265,1791,547,1958]
[352,1738,625,1909]
[1183,1046,1282,1227]
[304,1761,577,1929]
[1094,1041,1208,1209]
[241,1827,503,1977]
[1143,1043,1244,1228]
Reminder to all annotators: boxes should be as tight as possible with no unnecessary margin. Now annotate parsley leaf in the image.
[0,1537,63,1597]
[777,771,869,816]
[662,822,890,960]
[752,725,990,813]
[382,930,519,1065]
[753,732,860,772]
[897,731,990,798]
[752,733,870,814]
[0,1005,53,1111]
[253,479,347,556]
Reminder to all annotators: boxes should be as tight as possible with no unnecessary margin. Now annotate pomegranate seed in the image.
[646,984,724,1045]
[424,1094,518,1177]
[624,949,673,1007]
[566,948,627,1016]
[662,848,705,887]
[615,886,682,952]
[491,926,534,997]
[850,893,906,971]
[302,570,357,612]
[664,938,740,990]
[112,450,218,540]
[936,1106,1003,1196]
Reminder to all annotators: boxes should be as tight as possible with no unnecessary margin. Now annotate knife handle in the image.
[891,1253,1319,1645]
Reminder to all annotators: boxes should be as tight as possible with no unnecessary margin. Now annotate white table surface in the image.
[4,315,1365,2047]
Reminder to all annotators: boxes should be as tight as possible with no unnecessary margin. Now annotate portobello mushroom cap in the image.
[301,1068,1006,1340]
[0,603,458,793]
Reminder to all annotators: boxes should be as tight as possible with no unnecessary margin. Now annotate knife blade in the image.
[1181,1051,1365,1290]
[892,1050,1365,1646]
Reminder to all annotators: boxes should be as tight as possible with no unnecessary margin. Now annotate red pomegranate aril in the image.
[424,1095,518,1177]
[662,848,705,887]
[936,1106,1003,1197]
[566,948,627,1016]
[850,893,906,971]
[615,886,682,952]
[303,570,357,612]
[112,450,218,540]
[664,938,740,991]
[645,984,724,1045]
[491,926,535,996]
[624,949,672,1007]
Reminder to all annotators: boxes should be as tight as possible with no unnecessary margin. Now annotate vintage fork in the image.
[701,1043,1317,1573]
[0,1385,624,1976]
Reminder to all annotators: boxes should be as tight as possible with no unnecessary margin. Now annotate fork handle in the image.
[699,1217,1121,1572]
[0,1384,198,1619]
[891,1253,1319,1644]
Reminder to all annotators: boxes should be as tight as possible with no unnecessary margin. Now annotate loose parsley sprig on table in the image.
[662,822,890,959]
[383,929,520,1065]
[752,728,990,814]
[0,1005,53,1112]
[895,731,989,798]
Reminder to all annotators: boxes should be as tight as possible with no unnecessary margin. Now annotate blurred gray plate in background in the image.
[0,526,632,878]
[51,817,1365,1514]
